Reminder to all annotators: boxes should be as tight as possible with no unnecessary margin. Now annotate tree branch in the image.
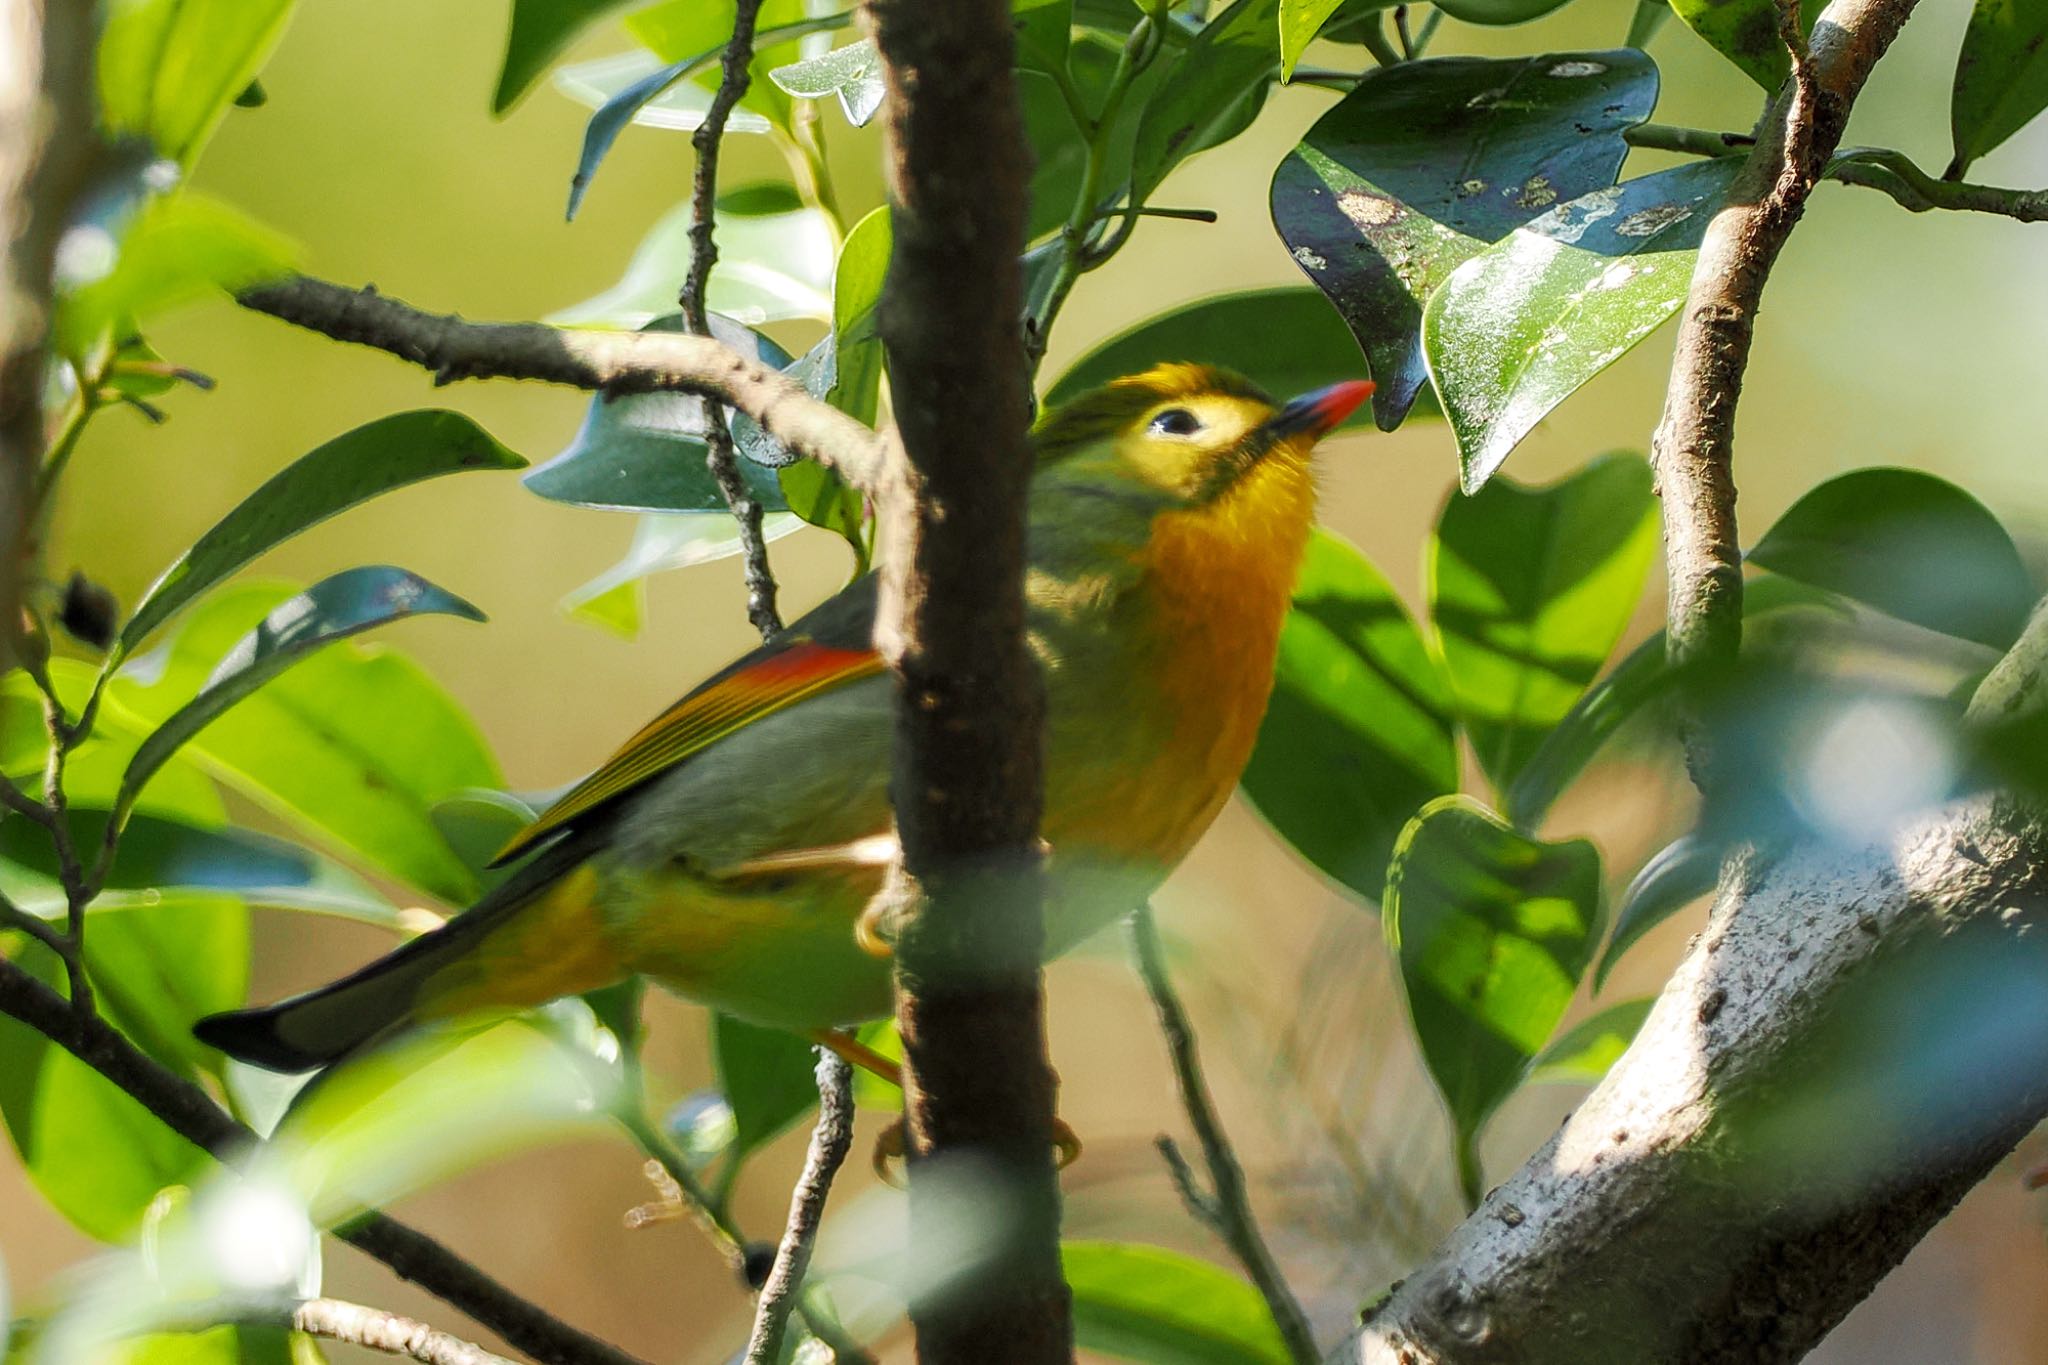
[235,276,884,493]
[858,0,1070,1359]
[170,1297,518,1365]
[744,1051,855,1365]
[0,955,645,1365]
[1351,790,2048,1363]
[1828,146,2048,220]
[1128,906,1318,1365]
[680,0,779,640]
[1648,0,1920,786]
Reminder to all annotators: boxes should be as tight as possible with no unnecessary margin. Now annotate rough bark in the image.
[860,0,1070,1360]
[1351,791,2048,1364]
[0,0,93,654]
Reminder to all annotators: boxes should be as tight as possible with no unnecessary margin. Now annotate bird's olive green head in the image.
[1029,362,1373,509]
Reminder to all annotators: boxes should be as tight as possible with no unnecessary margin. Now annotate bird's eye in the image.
[1148,408,1202,438]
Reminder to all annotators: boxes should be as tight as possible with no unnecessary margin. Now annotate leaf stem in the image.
[1624,122,1755,158]
[1826,145,2048,221]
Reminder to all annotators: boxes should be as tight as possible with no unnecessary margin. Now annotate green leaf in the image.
[1131,0,1282,202]
[1271,50,1656,429]
[1063,1241,1290,1365]
[1669,0,1823,88]
[0,931,215,1240]
[1952,0,2048,171]
[525,315,795,512]
[1280,0,1349,79]
[106,581,499,903]
[121,569,484,820]
[1747,467,2036,650]
[828,207,891,428]
[55,191,295,358]
[561,510,805,631]
[548,197,834,328]
[1241,531,1457,902]
[850,1017,904,1111]
[711,1013,817,1163]
[1429,452,1658,792]
[495,0,638,114]
[1596,831,1718,988]
[1503,576,1849,828]
[1435,0,1576,23]
[1529,997,1652,1085]
[1016,0,1075,75]
[1385,796,1601,1146]
[1424,158,1743,492]
[1046,289,1380,422]
[98,0,295,166]
[770,38,886,127]
[779,460,866,560]
[122,411,523,655]
[621,0,814,132]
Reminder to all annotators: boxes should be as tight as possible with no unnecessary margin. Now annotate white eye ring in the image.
[1148,408,1202,438]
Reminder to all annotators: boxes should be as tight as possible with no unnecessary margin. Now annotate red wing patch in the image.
[492,639,885,865]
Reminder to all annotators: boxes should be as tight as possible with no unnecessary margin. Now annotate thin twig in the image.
[236,276,885,494]
[1624,123,1755,158]
[745,1051,856,1365]
[1827,145,2048,220]
[681,0,780,640]
[1128,905,1319,1365]
[162,1297,517,1365]
[0,955,645,1365]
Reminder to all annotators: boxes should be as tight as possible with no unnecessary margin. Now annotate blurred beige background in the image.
[7,0,2048,1360]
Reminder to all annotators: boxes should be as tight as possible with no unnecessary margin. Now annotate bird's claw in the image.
[869,1117,1083,1186]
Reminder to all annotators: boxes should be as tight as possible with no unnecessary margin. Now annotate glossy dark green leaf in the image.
[107,581,498,903]
[1430,452,1658,792]
[1242,531,1457,902]
[1131,0,1282,201]
[1952,0,2048,171]
[1529,997,1652,1084]
[1965,600,2048,803]
[525,316,795,513]
[1425,158,1742,492]
[1271,50,1656,429]
[1747,467,2035,650]
[1064,1241,1290,1365]
[1385,796,1601,1149]
[122,411,522,654]
[549,198,834,328]
[1046,289,1380,424]
[1669,0,1822,88]
[711,1012,818,1162]
[770,37,885,126]
[1596,831,1718,988]
[495,0,639,113]
[56,191,295,357]
[98,0,295,166]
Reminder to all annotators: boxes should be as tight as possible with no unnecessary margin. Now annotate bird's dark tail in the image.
[194,839,591,1072]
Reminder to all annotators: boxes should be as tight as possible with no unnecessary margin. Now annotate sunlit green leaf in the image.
[1046,289,1382,422]
[99,0,295,166]
[1385,797,1601,1148]
[711,1013,817,1163]
[1529,997,1652,1084]
[828,207,891,428]
[1280,0,1349,79]
[1271,51,1656,429]
[1242,531,1457,902]
[1424,158,1742,492]
[122,411,523,655]
[106,582,500,904]
[850,1017,904,1111]
[56,192,295,358]
[770,38,885,126]
[1952,0,2048,171]
[1064,1241,1290,1365]
[1668,0,1822,87]
[1747,467,2035,650]
[1430,452,1658,791]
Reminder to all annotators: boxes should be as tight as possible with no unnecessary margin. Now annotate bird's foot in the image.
[622,1158,688,1230]
[869,1116,1083,1186]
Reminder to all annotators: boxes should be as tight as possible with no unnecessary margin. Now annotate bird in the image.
[194,364,1374,1099]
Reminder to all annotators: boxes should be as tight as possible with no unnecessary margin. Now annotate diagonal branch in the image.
[0,955,644,1365]
[679,0,780,640]
[743,1051,856,1365]
[166,1297,517,1365]
[1649,0,1921,787]
[235,276,885,494]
